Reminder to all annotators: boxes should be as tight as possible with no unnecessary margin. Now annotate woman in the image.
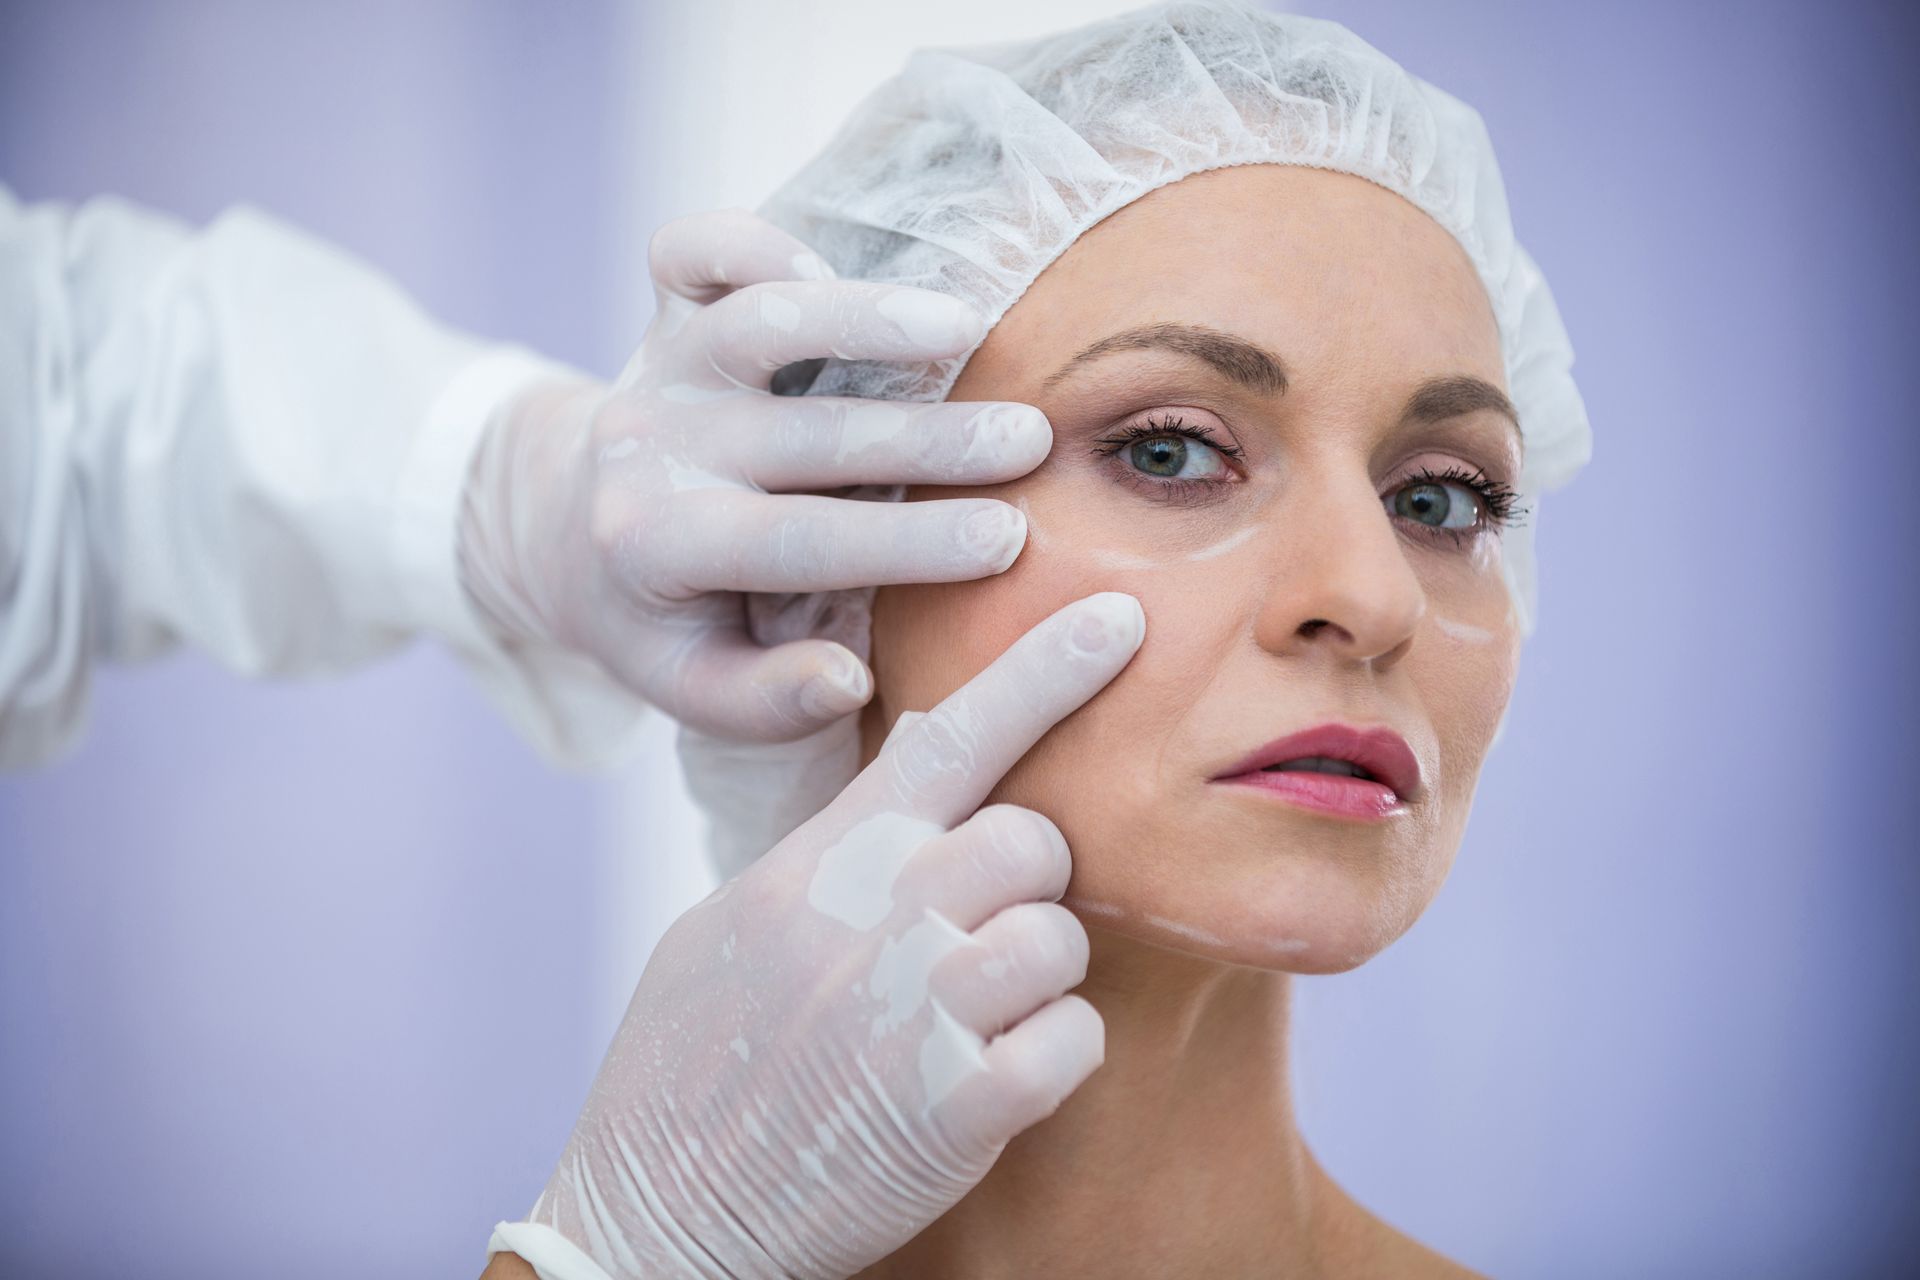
[743,4,1587,1273]
[511,4,1592,1276]
[847,157,1529,1279]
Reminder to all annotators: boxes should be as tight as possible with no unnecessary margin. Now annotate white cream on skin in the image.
[1014,495,1047,550]
[1088,547,1160,570]
[1144,913,1228,949]
[1433,614,1496,646]
[1059,523,1267,573]
[1183,524,1261,561]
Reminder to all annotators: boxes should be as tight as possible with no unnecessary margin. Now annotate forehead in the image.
[975,164,1505,393]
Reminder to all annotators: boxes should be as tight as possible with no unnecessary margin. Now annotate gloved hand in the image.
[456,209,1051,742]
[493,592,1147,1280]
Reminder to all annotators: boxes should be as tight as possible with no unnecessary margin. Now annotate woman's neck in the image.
[858,928,1367,1278]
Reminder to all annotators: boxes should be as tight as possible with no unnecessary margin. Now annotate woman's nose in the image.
[1252,478,1424,668]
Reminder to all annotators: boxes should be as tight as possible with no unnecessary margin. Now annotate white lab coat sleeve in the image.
[0,187,650,768]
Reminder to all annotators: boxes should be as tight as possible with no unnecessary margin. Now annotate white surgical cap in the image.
[688,0,1593,875]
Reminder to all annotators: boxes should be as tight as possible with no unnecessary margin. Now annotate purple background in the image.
[2,1,1915,1277]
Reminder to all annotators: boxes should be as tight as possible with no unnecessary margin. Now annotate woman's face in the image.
[861,165,1522,972]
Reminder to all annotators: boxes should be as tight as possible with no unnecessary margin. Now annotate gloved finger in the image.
[931,993,1104,1156]
[646,490,1027,595]
[881,709,926,750]
[931,902,1089,1037]
[719,397,1051,492]
[894,805,1071,931]
[649,208,835,306]
[695,281,983,390]
[612,627,872,742]
[860,592,1146,827]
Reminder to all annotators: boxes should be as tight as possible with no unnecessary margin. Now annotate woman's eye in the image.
[1126,434,1230,480]
[1389,480,1481,529]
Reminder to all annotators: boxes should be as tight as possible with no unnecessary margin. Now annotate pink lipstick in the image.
[1211,724,1422,821]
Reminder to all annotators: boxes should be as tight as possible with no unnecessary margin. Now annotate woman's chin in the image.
[1062,819,1435,975]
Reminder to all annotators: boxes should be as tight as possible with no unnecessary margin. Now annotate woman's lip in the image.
[1215,769,1406,821]
[1210,723,1424,805]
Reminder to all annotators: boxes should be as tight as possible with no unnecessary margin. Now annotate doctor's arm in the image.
[0,186,615,768]
[1,193,1048,768]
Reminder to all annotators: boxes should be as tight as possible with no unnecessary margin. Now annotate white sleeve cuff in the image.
[488,1220,616,1280]
[392,345,583,656]
[396,347,654,769]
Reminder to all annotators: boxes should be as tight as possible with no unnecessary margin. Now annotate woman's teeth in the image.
[1264,756,1375,781]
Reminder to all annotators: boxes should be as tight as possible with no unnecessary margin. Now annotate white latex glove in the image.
[493,592,1147,1280]
[457,209,1050,742]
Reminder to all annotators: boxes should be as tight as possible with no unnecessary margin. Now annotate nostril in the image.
[1298,618,1331,639]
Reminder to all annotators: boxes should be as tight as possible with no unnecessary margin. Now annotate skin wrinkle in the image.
[852,166,1515,1279]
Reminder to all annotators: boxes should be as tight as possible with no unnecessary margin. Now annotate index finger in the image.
[855,593,1146,827]
[695,281,985,390]
[648,208,835,305]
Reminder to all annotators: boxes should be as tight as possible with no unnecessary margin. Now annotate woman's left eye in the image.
[1387,479,1482,529]
[1123,433,1231,481]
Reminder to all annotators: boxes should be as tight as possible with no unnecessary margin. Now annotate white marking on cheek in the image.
[1185,524,1260,561]
[1070,898,1125,919]
[835,402,909,463]
[1088,547,1160,570]
[1434,615,1496,646]
[919,999,986,1111]
[1145,913,1227,948]
[1014,496,1046,550]
[808,811,943,930]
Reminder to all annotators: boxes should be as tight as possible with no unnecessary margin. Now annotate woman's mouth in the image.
[1210,725,1423,821]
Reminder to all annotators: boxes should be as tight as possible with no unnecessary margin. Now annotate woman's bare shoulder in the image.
[1319,1213,1488,1279]
[1375,1229,1490,1279]
[1308,1164,1489,1278]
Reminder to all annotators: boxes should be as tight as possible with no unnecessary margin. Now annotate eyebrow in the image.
[1403,374,1520,435]
[1044,322,1289,395]
[1043,321,1521,439]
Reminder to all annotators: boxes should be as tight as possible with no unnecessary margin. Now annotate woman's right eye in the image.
[1092,413,1244,494]
[1125,433,1231,480]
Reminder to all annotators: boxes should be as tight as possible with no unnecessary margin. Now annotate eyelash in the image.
[1089,415,1245,506]
[1395,463,1529,548]
[1090,415,1530,541]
